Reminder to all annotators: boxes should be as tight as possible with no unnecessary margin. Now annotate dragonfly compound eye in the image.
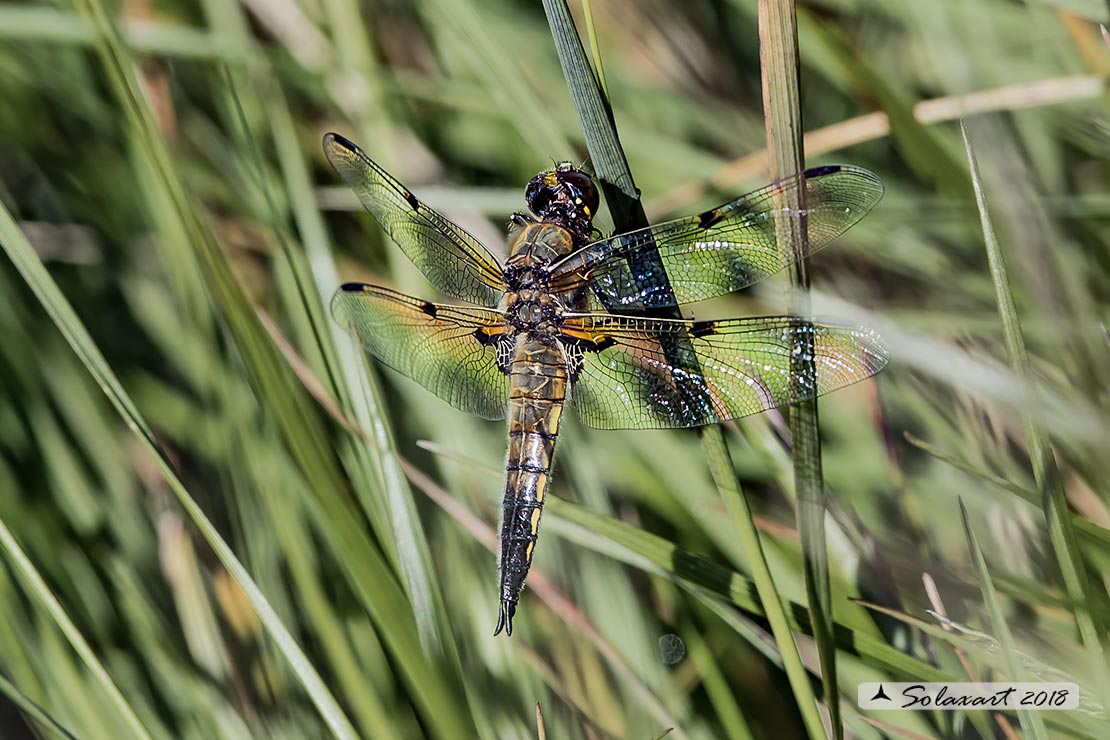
[525,175,556,217]
[560,169,599,220]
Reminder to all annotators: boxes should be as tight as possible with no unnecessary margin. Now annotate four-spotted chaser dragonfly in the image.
[325,133,888,636]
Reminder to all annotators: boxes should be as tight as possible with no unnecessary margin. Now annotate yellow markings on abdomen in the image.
[496,337,569,633]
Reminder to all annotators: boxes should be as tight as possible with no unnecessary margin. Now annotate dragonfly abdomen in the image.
[495,338,567,636]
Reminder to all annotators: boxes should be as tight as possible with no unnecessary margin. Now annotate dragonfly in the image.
[325,133,888,637]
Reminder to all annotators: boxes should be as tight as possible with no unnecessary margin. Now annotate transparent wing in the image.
[332,283,512,420]
[324,133,506,307]
[559,313,888,430]
[548,165,883,310]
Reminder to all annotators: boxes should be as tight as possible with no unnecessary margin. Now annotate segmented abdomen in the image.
[495,338,567,636]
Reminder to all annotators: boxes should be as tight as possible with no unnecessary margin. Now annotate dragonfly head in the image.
[525,162,599,241]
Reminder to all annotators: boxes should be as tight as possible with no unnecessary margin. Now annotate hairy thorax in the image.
[503,288,564,343]
[502,222,579,344]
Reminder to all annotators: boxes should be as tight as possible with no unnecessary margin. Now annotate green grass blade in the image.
[541,1,826,735]
[802,10,971,201]
[254,74,476,730]
[0,196,360,740]
[685,630,756,740]
[758,1,837,736]
[540,0,644,228]
[241,63,450,658]
[228,6,450,656]
[0,517,151,740]
[66,4,473,735]
[962,120,1110,710]
[579,0,608,98]
[906,433,1110,554]
[0,673,79,740]
[425,0,572,157]
[236,74,477,738]
[959,500,1049,740]
[699,431,828,738]
[68,0,344,498]
[410,448,961,697]
[544,495,951,683]
[0,5,239,60]
[548,498,1096,740]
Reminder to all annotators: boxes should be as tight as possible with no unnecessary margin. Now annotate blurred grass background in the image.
[1,0,1109,738]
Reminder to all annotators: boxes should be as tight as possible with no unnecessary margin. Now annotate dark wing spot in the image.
[474,325,498,346]
[420,301,438,317]
[402,190,420,210]
[697,208,726,229]
[804,164,842,177]
[689,321,716,338]
[340,282,369,292]
[577,334,616,353]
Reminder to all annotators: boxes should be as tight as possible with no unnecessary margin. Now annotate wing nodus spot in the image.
[474,325,499,346]
[689,321,715,338]
[579,335,616,353]
[697,208,726,229]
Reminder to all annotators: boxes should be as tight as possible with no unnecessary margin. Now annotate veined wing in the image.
[559,313,888,430]
[324,133,506,307]
[547,165,883,310]
[332,283,512,420]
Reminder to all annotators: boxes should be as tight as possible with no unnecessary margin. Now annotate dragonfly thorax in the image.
[505,290,562,336]
[504,265,550,292]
